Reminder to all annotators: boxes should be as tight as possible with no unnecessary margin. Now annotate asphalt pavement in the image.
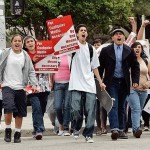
[0,106,150,150]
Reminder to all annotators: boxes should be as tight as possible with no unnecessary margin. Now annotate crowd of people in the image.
[0,17,150,144]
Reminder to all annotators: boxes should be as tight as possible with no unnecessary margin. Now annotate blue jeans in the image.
[71,90,96,138]
[28,92,49,133]
[54,83,71,131]
[107,77,127,131]
[128,89,147,131]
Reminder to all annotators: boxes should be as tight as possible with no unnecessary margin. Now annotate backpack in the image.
[70,43,93,71]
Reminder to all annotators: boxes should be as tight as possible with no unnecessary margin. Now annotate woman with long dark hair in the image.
[128,42,150,138]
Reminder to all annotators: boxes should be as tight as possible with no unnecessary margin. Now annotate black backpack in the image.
[70,43,93,71]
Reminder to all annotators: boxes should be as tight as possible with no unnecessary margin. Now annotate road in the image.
[0,132,150,150]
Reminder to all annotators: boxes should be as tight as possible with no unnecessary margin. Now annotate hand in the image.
[132,83,138,88]
[142,20,150,27]
[142,82,150,89]
[129,17,136,25]
[57,15,63,19]
[32,55,39,63]
[100,83,106,91]
[32,85,40,93]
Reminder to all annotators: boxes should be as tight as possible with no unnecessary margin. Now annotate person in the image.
[99,28,140,140]
[0,34,38,143]
[137,20,150,132]
[69,24,106,143]
[128,42,150,138]
[93,38,108,135]
[50,55,71,136]
[23,35,50,140]
[93,38,102,50]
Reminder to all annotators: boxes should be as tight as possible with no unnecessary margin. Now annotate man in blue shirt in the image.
[98,29,140,140]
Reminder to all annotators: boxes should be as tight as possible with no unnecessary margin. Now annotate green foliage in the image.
[5,0,148,41]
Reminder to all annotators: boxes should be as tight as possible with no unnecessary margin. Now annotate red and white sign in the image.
[46,15,79,56]
[35,40,58,73]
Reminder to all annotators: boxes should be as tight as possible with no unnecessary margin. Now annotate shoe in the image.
[144,126,149,131]
[118,131,128,139]
[96,130,102,136]
[35,132,43,140]
[63,130,70,136]
[133,128,142,138]
[111,130,119,140]
[73,130,80,139]
[14,131,21,143]
[53,126,59,134]
[128,128,132,133]
[85,137,94,143]
[58,130,64,136]
[4,128,12,142]
[101,128,107,134]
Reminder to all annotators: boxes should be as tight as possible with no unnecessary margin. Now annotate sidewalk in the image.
[0,106,54,137]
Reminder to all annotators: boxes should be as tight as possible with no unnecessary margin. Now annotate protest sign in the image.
[34,40,58,73]
[143,99,150,114]
[46,15,79,56]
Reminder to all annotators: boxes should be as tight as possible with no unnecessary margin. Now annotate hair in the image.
[131,42,148,65]
[75,24,87,33]
[11,34,23,42]
[23,35,36,51]
[93,38,102,45]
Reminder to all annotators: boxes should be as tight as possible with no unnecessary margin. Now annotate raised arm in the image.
[137,20,150,40]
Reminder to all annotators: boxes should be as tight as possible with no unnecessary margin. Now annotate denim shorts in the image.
[2,86,27,118]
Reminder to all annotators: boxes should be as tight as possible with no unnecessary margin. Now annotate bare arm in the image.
[129,17,137,34]
[137,20,150,40]
[93,68,106,90]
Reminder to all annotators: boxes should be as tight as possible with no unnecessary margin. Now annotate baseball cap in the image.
[111,29,125,36]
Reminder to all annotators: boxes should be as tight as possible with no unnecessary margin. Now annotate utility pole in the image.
[0,0,6,49]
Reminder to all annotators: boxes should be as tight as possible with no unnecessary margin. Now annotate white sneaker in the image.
[144,126,149,131]
[63,131,70,136]
[73,130,80,139]
[128,128,132,133]
[85,137,94,143]
[58,130,64,136]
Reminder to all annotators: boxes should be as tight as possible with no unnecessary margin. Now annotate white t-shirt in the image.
[2,49,25,90]
[69,42,100,94]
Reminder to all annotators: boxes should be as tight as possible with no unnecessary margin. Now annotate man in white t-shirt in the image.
[69,24,105,143]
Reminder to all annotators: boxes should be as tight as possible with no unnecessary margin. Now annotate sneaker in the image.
[53,126,59,134]
[111,130,119,140]
[118,131,128,139]
[63,130,70,136]
[128,128,132,133]
[14,131,21,143]
[58,130,64,136]
[133,128,142,138]
[4,128,12,142]
[35,132,43,140]
[73,130,80,139]
[144,126,149,131]
[85,137,94,143]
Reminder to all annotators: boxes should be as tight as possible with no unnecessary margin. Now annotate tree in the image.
[5,0,134,41]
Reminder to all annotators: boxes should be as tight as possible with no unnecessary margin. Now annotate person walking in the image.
[23,35,50,140]
[50,55,71,136]
[69,24,106,143]
[0,34,38,143]
[98,29,140,140]
[128,42,150,138]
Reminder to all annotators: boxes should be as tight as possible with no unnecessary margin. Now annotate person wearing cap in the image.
[98,28,140,140]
